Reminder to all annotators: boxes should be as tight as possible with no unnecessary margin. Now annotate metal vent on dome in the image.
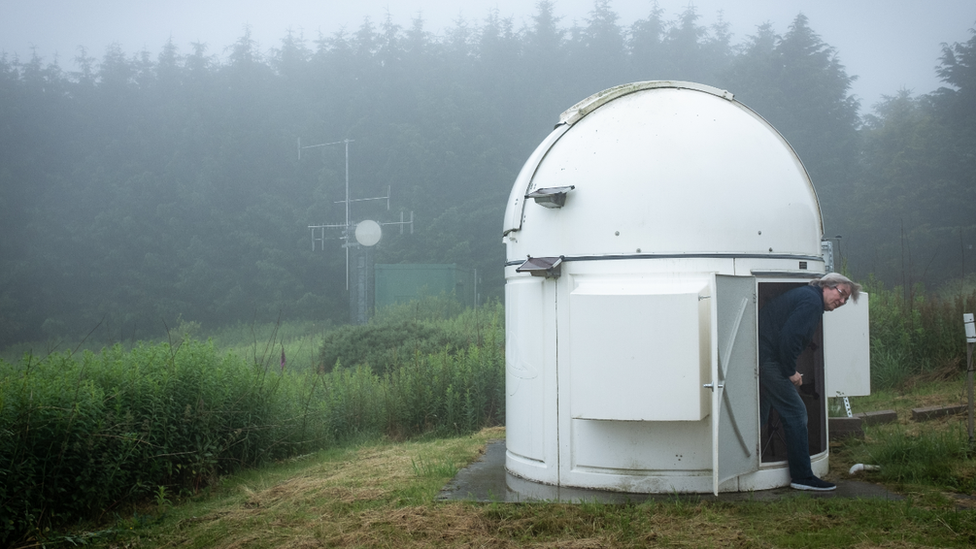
[516,256,563,278]
[526,186,575,209]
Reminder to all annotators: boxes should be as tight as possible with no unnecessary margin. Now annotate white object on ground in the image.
[848,463,880,475]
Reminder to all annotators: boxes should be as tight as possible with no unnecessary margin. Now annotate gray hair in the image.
[810,273,862,302]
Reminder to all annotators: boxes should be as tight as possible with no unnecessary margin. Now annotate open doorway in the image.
[757,282,828,465]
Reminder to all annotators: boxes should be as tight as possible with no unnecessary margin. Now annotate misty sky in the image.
[2,0,974,112]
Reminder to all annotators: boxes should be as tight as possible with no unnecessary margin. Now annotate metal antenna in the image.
[302,138,355,289]
[302,138,415,313]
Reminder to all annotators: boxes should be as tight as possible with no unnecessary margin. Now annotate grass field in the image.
[7,301,976,548]
[46,378,976,549]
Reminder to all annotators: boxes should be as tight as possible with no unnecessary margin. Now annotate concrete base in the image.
[506,447,828,495]
[438,440,902,503]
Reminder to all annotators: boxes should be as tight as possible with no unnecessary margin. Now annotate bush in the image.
[318,303,506,439]
[317,319,468,374]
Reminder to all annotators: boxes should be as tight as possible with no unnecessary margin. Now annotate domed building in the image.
[502,81,870,494]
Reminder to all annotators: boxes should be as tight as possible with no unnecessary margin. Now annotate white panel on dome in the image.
[569,277,711,421]
[505,276,548,462]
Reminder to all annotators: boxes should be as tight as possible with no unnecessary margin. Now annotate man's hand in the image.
[789,372,803,387]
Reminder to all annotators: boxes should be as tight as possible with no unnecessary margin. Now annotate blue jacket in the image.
[758,285,825,379]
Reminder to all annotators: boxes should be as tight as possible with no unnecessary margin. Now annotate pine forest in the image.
[2,1,975,345]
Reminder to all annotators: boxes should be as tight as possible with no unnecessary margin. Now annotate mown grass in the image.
[844,376,970,420]
[46,421,976,549]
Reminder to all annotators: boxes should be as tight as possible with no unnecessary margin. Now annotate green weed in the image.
[411,454,460,478]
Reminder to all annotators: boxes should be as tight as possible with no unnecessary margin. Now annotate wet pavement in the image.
[437,439,902,503]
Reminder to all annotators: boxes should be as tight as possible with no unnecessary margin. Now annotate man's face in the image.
[824,284,851,311]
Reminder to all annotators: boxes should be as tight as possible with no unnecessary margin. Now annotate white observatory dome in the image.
[503,81,823,261]
[502,82,869,496]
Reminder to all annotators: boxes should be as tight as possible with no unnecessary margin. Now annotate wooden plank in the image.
[911,404,967,422]
[854,410,898,426]
[829,416,864,439]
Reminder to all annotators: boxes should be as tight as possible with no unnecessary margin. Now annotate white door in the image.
[710,274,760,495]
[824,292,870,398]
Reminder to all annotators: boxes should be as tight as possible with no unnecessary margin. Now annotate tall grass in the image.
[865,277,976,388]
[320,302,507,439]
[207,318,333,371]
[0,302,505,546]
[870,425,973,490]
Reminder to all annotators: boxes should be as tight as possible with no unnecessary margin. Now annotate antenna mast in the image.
[301,138,414,322]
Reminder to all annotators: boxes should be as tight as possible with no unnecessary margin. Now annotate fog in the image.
[2,0,975,346]
[2,0,974,112]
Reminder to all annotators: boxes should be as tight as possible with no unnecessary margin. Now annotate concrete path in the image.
[437,440,901,503]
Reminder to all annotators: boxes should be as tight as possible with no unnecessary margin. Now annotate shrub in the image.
[383,336,505,439]
[319,302,506,439]
[317,315,472,375]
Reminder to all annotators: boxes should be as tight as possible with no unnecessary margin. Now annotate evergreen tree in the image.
[723,14,859,236]
[853,91,946,283]
[2,7,968,345]
[932,27,976,208]
[571,0,626,93]
[723,22,780,106]
[628,3,666,80]
[660,6,709,82]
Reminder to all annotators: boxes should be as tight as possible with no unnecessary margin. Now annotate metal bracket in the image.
[525,185,575,209]
[516,256,563,278]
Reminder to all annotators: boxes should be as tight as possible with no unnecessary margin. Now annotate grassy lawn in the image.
[56,410,976,549]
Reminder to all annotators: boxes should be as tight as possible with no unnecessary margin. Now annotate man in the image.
[758,272,861,491]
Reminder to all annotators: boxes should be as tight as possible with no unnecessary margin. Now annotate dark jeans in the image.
[759,361,814,481]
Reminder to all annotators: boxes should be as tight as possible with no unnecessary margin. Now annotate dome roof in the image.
[503,81,824,262]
